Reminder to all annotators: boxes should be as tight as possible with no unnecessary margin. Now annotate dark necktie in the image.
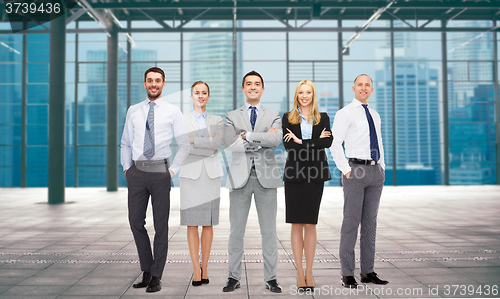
[362,104,380,162]
[250,106,257,131]
[143,101,155,160]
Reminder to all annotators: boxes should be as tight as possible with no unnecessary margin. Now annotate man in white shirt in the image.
[121,67,189,293]
[330,74,389,289]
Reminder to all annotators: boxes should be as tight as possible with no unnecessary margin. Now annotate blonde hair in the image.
[288,80,321,125]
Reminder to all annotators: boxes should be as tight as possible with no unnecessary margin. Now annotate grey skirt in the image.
[179,164,220,226]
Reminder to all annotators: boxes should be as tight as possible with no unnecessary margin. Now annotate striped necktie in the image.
[143,101,155,160]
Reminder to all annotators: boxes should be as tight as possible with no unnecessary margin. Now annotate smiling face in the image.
[242,75,264,104]
[297,83,314,109]
[143,72,165,101]
[352,74,373,104]
[191,83,210,110]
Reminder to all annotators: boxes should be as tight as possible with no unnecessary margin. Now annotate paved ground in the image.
[0,185,499,298]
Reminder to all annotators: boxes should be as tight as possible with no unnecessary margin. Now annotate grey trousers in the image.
[228,169,278,282]
[339,162,384,276]
[126,163,171,278]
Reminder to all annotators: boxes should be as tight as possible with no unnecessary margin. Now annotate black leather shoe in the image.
[341,276,358,288]
[222,278,240,292]
[361,272,389,285]
[132,271,151,288]
[265,279,282,293]
[146,276,161,293]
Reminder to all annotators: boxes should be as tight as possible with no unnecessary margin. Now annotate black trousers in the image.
[126,163,171,278]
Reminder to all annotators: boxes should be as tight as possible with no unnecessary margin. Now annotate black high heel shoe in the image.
[201,266,209,284]
[305,276,315,292]
[192,267,202,286]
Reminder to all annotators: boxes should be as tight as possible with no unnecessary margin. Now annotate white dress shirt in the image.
[244,102,261,141]
[120,97,190,174]
[329,98,385,175]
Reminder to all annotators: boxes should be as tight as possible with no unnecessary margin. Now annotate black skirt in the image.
[284,181,325,224]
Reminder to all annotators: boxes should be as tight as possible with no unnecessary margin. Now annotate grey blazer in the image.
[179,112,224,180]
[223,105,283,190]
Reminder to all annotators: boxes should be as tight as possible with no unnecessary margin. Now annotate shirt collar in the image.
[245,102,261,112]
[352,98,367,108]
[146,97,165,107]
[193,110,207,119]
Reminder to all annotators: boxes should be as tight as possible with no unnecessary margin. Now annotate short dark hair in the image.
[242,70,264,88]
[144,67,165,82]
[354,74,373,86]
[191,81,210,95]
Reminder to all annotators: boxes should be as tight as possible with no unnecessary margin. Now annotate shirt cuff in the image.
[169,165,179,175]
[245,132,251,141]
[122,163,132,172]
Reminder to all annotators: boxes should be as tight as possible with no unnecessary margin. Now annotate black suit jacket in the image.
[282,112,333,183]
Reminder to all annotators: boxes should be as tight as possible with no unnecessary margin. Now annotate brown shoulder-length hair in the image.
[288,80,321,125]
[190,81,210,95]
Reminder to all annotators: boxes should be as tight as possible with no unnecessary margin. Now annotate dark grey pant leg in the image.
[339,164,366,276]
[149,169,171,277]
[339,163,385,276]
[360,164,384,274]
[127,164,171,278]
[126,165,154,273]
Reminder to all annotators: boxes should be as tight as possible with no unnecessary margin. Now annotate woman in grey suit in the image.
[179,81,224,286]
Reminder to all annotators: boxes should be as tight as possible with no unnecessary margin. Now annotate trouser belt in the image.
[349,158,377,165]
[134,158,169,167]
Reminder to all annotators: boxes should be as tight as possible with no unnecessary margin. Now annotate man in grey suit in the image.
[222,71,283,293]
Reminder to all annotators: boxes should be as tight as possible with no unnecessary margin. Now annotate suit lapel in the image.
[206,113,213,136]
[254,105,265,132]
[239,106,252,132]
[188,112,201,137]
[311,120,320,139]
[288,118,302,139]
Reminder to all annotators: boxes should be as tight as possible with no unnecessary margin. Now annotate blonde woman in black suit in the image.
[179,81,224,286]
[282,80,333,291]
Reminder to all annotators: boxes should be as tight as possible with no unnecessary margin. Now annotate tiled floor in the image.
[0,185,499,298]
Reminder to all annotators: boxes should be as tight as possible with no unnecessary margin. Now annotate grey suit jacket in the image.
[224,104,283,190]
[179,112,224,180]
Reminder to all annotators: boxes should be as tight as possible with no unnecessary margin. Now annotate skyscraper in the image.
[375,27,442,184]
[188,21,242,117]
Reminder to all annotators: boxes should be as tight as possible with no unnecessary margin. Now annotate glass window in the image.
[0,125,21,145]
[0,167,21,187]
[27,84,49,103]
[0,85,22,104]
[290,32,337,60]
[27,146,48,166]
[78,166,106,186]
[0,146,21,166]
